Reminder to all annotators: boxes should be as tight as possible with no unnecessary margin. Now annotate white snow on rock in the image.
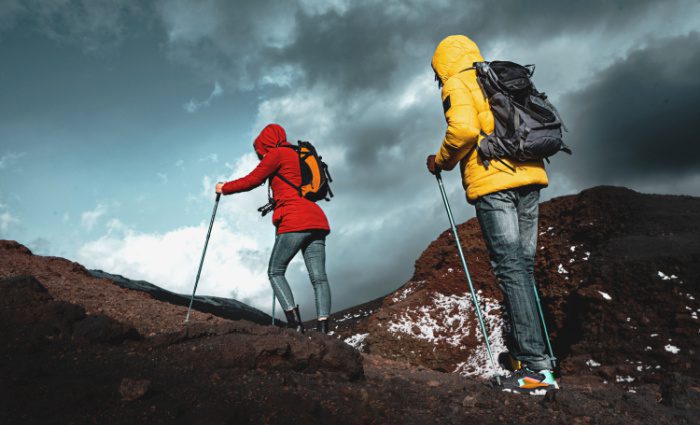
[616,375,635,383]
[664,344,680,354]
[392,284,417,303]
[570,246,576,252]
[344,333,369,351]
[597,291,612,301]
[557,264,568,274]
[583,252,591,261]
[657,271,678,281]
[586,359,601,368]
[386,291,506,379]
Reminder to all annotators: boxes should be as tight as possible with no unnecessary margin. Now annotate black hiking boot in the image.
[284,306,305,333]
[316,318,330,334]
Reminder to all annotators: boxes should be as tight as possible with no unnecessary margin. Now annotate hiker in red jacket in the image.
[215,123,332,333]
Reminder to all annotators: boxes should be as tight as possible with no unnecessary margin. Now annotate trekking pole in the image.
[271,292,276,325]
[184,192,221,323]
[434,172,501,385]
[532,285,558,369]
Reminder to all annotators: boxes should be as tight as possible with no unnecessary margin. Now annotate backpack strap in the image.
[268,145,304,196]
[272,172,302,196]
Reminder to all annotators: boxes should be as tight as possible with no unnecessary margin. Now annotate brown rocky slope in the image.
[1,186,699,423]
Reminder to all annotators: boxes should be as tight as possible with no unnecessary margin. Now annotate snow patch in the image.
[570,246,576,252]
[657,271,678,281]
[557,264,568,274]
[616,375,635,383]
[586,359,601,368]
[664,344,680,354]
[392,284,417,303]
[386,292,506,379]
[344,333,369,351]
[597,291,612,301]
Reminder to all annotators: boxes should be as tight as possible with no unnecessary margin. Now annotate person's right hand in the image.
[215,182,224,194]
[426,155,441,175]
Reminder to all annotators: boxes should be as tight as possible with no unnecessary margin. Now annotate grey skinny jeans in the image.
[268,230,331,318]
[475,186,554,371]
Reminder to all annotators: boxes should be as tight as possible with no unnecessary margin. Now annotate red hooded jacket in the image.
[221,124,330,235]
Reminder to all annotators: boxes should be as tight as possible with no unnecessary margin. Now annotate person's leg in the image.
[268,232,309,312]
[516,186,553,371]
[476,189,547,371]
[301,232,331,320]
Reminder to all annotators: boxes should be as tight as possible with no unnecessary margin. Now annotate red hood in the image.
[254,123,289,156]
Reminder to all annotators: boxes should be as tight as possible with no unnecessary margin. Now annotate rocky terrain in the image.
[332,186,699,378]
[88,269,273,325]
[1,186,699,424]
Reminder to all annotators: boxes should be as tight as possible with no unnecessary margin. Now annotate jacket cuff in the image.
[221,180,237,195]
[434,155,446,168]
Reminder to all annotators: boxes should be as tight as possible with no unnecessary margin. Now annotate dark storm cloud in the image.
[0,0,147,50]
[467,0,678,39]
[262,0,683,92]
[561,32,700,182]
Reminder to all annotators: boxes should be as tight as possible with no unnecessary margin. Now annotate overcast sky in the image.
[1,0,698,319]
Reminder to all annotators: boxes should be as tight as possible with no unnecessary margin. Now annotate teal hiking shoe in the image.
[497,368,559,395]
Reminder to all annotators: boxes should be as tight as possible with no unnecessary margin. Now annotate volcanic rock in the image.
[1,186,698,424]
[333,186,700,388]
[119,378,151,401]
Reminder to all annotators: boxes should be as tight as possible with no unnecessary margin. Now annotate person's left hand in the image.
[215,182,224,194]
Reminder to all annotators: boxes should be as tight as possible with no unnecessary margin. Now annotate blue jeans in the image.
[268,231,331,318]
[475,186,553,371]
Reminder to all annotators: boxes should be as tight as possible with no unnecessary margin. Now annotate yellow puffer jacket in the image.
[432,35,548,202]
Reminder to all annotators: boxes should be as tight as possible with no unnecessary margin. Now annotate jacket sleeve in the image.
[434,77,480,171]
[221,151,279,194]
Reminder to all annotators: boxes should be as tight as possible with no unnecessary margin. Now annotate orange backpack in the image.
[258,141,333,216]
[278,141,333,202]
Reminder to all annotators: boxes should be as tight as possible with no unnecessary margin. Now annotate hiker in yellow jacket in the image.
[426,35,558,393]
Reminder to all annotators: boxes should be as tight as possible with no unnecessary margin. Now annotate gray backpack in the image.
[470,61,571,170]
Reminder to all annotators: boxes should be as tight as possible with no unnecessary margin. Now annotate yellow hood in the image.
[431,35,484,85]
